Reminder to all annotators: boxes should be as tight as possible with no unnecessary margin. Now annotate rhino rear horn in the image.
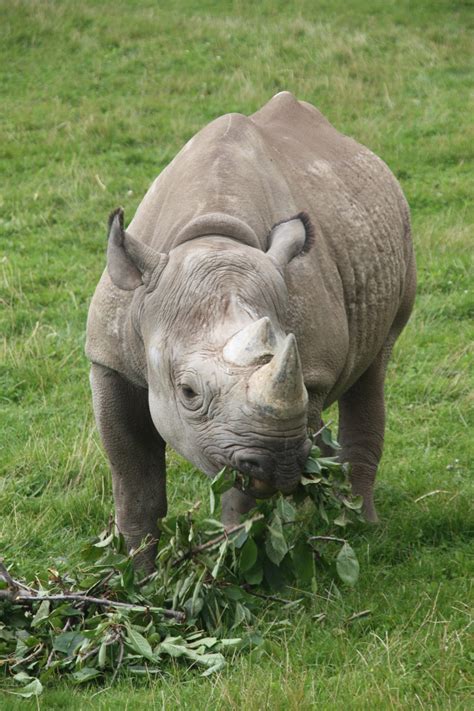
[223,317,277,366]
[247,333,308,418]
[107,207,167,291]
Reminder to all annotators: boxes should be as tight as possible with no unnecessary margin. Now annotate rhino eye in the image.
[177,377,204,412]
[181,385,197,399]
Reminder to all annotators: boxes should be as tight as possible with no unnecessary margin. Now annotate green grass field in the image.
[1,0,473,707]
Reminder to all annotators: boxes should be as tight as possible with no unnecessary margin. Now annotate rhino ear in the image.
[106,207,167,291]
[266,212,314,269]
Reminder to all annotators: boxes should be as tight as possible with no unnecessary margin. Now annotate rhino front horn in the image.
[247,334,308,419]
[223,317,277,366]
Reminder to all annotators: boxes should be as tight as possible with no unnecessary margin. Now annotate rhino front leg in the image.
[221,488,256,527]
[337,341,395,522]
[90,363,167,571]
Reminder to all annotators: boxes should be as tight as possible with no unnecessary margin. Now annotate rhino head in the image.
[106,208,313,497]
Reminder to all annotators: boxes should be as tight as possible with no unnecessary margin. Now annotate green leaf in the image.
[231,526,249,548]
[333,510,350,527]
[72,667,101,684]
[244,560,263,585]
[342,495,363,511]
[264,513,288,565]
[321,427,341,450]
[336,543,360,586]
[318,501,329,524]
[126,627,156,662]
[239,538,258,573]
[209,486,216,515]
[211,468,236,495]
[200,653,226,676]
[31,599,50,627]
[263,558,286,590]
[211,540,228,579]
[301,475,322,485]
[158,636,187,658]
[93,532,114,548]
[53,631,86,655]
[13,671,32,682]
[219,637,242,648]
[188,568,206,617]
[120,560,135,591]
[219,585,242,602]
[232,602,248,628]
[292,540,314,584]
[304,458,322,474]
[12,678,43,698]
[276,497,296,523]
[187,636,218,649]
[98,639,108,668]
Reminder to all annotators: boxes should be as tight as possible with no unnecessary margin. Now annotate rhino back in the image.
[90,92,413,404]
[251,93,413,402]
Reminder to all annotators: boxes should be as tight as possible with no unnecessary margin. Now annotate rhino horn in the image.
[223,317,277,366]
[247,334,308,418]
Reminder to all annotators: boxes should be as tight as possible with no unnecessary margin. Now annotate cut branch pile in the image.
[0,429,362,697]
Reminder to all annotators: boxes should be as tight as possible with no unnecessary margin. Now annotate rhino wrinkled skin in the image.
[86,92,416,569]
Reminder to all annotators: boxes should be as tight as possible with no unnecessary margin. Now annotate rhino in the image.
[86,91,416,570]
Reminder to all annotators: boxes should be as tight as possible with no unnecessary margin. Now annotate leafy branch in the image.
[0,427,363,697]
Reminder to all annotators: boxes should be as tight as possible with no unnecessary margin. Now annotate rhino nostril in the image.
[235,452,273,477]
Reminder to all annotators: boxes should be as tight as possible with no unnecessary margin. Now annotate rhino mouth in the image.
[233,470,303,499]
[228,437,311,498]
[233,472,277,499]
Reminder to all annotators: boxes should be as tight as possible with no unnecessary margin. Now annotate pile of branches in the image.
[0,430,362,697]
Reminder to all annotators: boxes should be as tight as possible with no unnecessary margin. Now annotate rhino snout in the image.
[232,437,312,494]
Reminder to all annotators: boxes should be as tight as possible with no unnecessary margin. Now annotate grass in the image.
[1,0,473,707]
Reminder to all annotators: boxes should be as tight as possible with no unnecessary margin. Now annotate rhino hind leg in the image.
[337,339,397,522]
[90,363,167,572]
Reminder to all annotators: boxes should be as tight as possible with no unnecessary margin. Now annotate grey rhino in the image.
[86,91,416,570]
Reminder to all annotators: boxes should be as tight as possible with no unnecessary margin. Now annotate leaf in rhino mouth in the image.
[234,471,252,491]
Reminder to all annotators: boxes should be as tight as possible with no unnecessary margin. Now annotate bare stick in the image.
[414,490,450,503]
[309,535,347,544]
[346,609,372,624]
[0,559,19,594]
[110,635,125,686]
[0,589,185,622]
[85,569,116,597]
[241,585,297,606]
[311,420,334,442]
[11,643,44,669]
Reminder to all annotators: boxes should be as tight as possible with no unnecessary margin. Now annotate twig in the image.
[346,609,372,624]
[11,643,44,669]
[85,569,116,597]
[94,174,107,190]
[110,634,125,686]
[241,584,296,606]
[46,619,71,668]
[137,570,158,588]
[173,514,264,566]
[311,420,334,442]
[79,633,118,663]
[0,559,19,595]
[414,490,450,503]
[0,588,185,622]
[308,535,347,544]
